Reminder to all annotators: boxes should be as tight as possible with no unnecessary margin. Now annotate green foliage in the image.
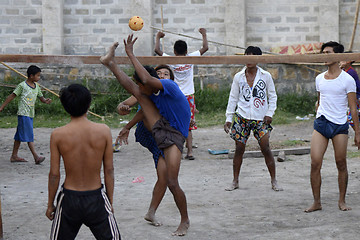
[0,76,317,128]
[277,92,317,116]
[195,87,230,113]
[347,151,360,159]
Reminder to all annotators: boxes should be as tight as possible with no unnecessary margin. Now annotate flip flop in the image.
[185,155,195,160]
[10,157,28,163]
[35,156,45,165]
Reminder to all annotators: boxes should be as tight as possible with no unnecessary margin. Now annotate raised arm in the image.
[124,34,163,90]
[199,28,209,55]
[100,42,142,98]
[154,31,165,56]
[0,93,16,112]
[46,132,61,220]
[39,96,52,104]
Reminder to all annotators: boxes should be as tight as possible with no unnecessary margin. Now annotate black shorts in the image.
[50,185,121,240]
[152,116,185,153]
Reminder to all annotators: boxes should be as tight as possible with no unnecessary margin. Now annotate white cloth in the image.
[316,70,356,124]
[163,51,200,95]
[225,67,277,122]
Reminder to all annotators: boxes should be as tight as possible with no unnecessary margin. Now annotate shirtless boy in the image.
[101,35,190,236]
[46,84,121,239]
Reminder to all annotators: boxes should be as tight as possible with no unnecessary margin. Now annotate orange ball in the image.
[128,16,144,31]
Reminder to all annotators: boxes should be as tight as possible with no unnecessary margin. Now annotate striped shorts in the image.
[50,185,121,240]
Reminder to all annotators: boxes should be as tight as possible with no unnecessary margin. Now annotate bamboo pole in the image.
[0,62,105,121]
[161,6,165,52]
[150,26,280,55]
[349,0,360,51]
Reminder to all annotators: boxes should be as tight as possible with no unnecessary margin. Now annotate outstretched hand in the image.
[116,127,130,145]
[117,103,131,115]
[124,34,138,56]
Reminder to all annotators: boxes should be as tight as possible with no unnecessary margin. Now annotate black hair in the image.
[154,64,174,80]
[133,66,159,84]
[59,84,91,117]
[174,40,187,55]
[321,41,344,53]
[27,65,41,78]
[244,46,262,55]
[344,51,355,64]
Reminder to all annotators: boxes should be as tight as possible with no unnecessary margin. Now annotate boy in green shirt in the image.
[0,65,52,164]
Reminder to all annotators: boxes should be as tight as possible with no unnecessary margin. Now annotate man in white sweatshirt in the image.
[224,46,281,192]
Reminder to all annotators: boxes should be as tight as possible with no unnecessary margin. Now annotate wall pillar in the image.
[225,0,246,55]
[319,0,339,42]
[131,0,153,56]
[42,0,64,54]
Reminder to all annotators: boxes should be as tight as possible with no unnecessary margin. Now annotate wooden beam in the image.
[228,147,310,159]
[0,53,359,65]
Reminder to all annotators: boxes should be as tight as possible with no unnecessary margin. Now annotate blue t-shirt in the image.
[150,79,191,138]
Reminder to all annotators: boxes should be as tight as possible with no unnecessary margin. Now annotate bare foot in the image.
[100,42,119,67]
[171,220,189,236]
[10,156,27,163]
[35,156,45,165]
[225,182,239,191]
[271,180,283,191]
[144,212,162,227]
[304,203,322,213]
[339,202,351,211]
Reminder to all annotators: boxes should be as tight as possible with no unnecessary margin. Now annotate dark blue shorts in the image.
[14,115,34,142]
[135,121,164,168]
[314,115,349,139]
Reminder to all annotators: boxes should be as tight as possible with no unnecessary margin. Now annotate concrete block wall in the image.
[152,0,229,56]
[246,0,321,50]
[0,0,43,54]
[62,0,153,56]
[0,0,359,55]
[340,0,360,51]
[1,0,360,96]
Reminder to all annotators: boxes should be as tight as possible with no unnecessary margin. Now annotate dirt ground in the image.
[1,119,360,240]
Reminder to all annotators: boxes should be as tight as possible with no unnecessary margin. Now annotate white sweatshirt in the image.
[225,66,277,122]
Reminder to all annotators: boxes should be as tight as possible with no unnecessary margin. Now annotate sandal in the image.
[35,156,45,165]
[185,155,195,160]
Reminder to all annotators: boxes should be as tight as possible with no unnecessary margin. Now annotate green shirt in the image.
[13,81,43,118]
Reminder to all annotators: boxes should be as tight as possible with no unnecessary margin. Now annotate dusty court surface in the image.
[1,120,360,240]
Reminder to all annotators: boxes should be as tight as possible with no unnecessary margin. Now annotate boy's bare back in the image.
[50,118,113,191]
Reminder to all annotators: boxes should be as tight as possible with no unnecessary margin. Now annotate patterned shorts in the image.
[347,98,360,127]
[187,95,197,130]
[230,114,273,144]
